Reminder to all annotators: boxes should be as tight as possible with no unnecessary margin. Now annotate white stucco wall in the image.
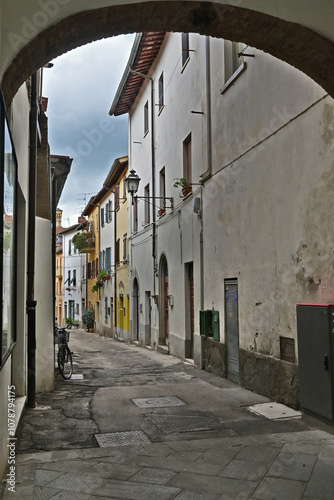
[35,217,54,393]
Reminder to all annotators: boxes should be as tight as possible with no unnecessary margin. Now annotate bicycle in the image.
[55,323,77,379]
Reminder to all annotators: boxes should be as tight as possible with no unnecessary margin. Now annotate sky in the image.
[43,34,136,227]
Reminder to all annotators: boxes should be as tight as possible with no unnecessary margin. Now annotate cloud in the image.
[43,34,135,225]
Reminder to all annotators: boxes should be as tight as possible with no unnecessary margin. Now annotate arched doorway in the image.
[2,2,334,103]
[158,254,169,347]
[133,278,139,342]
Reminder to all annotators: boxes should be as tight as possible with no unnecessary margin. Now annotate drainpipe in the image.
[150,76,156,295]
[199,37,212,369]
[27,72,38,408]
[114,193,117,336]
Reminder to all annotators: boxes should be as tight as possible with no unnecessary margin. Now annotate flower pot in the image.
[181,186,192,198]
[158,208,166,217]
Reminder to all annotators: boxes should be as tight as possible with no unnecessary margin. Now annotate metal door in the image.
[297,304,334,421]
[225,279,239,382]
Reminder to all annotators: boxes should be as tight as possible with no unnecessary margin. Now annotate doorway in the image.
[133,278,139,341]
[159,255,169,346]
[225,279,240,382]
[185,262,194,358]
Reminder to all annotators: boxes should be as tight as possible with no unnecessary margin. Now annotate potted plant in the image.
[173,177,192,198]
[82,307,94,332]
[65,316,74,326]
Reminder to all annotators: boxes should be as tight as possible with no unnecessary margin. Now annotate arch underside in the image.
[2,1,334,105]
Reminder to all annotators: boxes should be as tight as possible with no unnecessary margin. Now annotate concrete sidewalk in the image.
[1,329,334,499]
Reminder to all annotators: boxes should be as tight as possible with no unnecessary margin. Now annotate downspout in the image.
[27,72,38,408]
[150,77,156,296]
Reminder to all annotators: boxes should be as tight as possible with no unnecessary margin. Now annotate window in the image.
[106,199,112,223]
[144,101,149,135]
[133,197,138,233]
[100,250,105,271]
[115,238,120,265]
[160,167,166,210]
[158,72,164,111]
[182,33,190,67]
[87,262,92,279]
[123,233,127,261]
[183,133,192,185]
[104,297,108,323]
[1,98,17,365]
[115,184,120,210]
[221,41,246,94]
[106,247,111,272]
[67,270,71,285]
[101,207,105,227]
[144,184,150,224]
[68,239,71,255]
[123,176,127,201]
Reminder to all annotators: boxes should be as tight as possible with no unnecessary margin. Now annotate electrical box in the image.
[296,303,334,424]
[200,310,219,341]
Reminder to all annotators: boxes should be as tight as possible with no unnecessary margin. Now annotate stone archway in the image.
[2,2,334,105]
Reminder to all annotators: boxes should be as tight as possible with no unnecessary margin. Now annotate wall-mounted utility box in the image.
[200,310,220,341]
[296,303,334,424]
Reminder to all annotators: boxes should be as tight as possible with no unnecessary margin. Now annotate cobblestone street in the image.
[1,329,334,499]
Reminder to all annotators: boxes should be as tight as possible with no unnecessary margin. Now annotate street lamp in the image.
[125,169,141,203]
[125,169,173,210]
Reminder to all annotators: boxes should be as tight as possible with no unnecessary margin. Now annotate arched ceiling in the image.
[1,1,334,103]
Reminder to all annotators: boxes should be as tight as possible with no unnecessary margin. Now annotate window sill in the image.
[220,61,247,95]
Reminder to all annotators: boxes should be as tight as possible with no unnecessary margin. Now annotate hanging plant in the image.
[72,231,95,253]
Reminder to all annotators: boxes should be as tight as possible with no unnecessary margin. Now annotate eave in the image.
[109,32,166,116]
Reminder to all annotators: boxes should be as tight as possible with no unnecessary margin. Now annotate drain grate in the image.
[131,396,186,408]
[95,431,151,447]
[146,410,224,434]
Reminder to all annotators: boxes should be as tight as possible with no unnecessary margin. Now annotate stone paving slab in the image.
[3,332,334,499]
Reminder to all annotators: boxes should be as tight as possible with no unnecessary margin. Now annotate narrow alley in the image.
[1,329,334,499]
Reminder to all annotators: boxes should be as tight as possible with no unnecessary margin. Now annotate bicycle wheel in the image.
[57,344,73,379]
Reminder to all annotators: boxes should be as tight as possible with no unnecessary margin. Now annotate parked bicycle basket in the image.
[55,329,70,344]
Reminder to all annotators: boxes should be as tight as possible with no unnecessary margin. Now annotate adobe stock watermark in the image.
[6,385,16,494]
[7,0,72,54]
[64,119,117,167]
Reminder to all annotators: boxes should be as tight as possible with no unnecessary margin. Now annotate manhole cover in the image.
[95,431,151,447]
[132,396,186,408]
[146,410,223,434]
[248,402,302,420]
